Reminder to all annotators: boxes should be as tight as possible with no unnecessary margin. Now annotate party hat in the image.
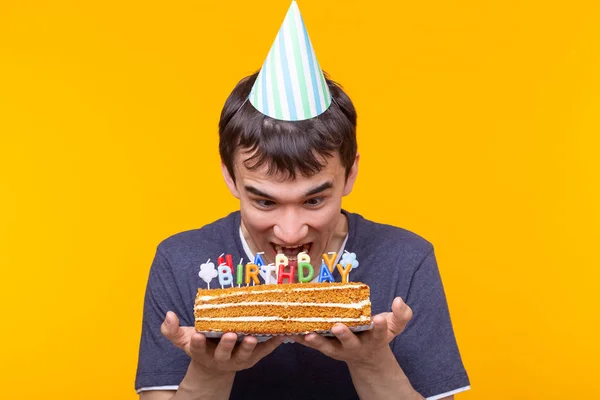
[249,1,332,121]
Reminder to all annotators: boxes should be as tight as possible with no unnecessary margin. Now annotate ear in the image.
[221,162,240,199]
[342,153,360,196]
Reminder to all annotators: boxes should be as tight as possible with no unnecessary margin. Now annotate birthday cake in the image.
[194,282,371,334]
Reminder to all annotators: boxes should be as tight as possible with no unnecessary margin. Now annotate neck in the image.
[328,211,349,250]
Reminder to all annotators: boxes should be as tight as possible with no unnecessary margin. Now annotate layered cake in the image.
[194,282,371,334]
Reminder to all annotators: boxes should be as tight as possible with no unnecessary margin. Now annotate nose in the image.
[273,209,309,245]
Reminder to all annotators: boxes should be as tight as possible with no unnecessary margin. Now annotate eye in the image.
[255,199,276,209]
[305,197,325,207]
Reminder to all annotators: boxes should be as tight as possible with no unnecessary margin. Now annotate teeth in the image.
[273,243,311,256]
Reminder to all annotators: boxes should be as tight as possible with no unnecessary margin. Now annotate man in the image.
[136,2,469,399]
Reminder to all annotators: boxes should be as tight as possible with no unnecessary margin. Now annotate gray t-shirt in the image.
[135,210,470,398]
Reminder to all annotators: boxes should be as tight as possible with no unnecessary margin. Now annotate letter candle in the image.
[275,253,287,283]
[259,263,278,284]
[322,252,337,273]
[275,253,288,268]
[318,260,335,283]
[278,263,296,284]
[236,258,244,287]
[253,252,266,267]
[245,263,260,285]
[217,253,234,274]
[276,253,295,284]
[340,250,359,282]
[218,264,234,288]
[336,263,352,283]
[297,251,314,283]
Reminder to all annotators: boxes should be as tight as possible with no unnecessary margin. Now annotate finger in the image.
[297,333,341,358]
[370,314,388,342]
[161,311,193,350]
[233,335,258,363]
[160,311,180,340]
[189,332,209,359]
[389,297,413,336]
[331,324,361,350]
[249,336,285,361]
[213,332,238,362]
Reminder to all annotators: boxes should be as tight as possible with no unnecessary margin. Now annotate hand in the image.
[294,297,413,368]
[160,311,284,376]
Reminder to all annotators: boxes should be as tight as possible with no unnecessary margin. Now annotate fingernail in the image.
[223,336,236,343]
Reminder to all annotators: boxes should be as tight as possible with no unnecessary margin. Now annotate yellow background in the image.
[1,0,598,398]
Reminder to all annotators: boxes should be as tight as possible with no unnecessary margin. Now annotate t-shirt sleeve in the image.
[135,246,192,391]
[391,248,470,398]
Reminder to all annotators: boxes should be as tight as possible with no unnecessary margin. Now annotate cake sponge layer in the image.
[194,282,371,334]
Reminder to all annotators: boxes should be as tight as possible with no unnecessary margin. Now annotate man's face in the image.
[222,151,358,267]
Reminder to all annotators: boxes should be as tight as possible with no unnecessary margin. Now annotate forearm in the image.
[171,361,236,400]
[347,348,424,400]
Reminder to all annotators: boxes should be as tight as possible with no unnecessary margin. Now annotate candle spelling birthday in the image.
[202,251,360,288]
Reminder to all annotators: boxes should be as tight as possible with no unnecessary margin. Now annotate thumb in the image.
[388,297,413,337]
[161,311,192,350]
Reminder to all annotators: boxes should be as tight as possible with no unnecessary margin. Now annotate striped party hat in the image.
[249,1,332,121]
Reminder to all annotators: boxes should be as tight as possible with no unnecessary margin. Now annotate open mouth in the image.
[271,242,312,262]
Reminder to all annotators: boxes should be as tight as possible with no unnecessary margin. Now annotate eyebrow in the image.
[304,181,333,197]
[244,185,276,200]
[244,181,334,200]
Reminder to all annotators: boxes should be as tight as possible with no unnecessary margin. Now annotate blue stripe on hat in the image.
[277,33,298,121]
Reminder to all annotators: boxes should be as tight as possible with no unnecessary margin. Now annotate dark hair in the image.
[219,71,357,182]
